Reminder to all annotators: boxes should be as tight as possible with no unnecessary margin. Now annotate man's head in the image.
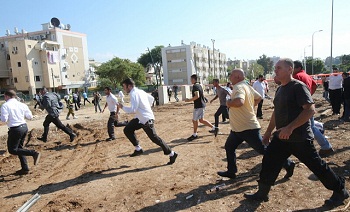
[258,74,264,82]
[190,74,198,84]
[293,60,303,75]
[4,90,16,101]
[274,58,294,85]
[333,67,339,73]
[121,78,135,94]
[342,72,349,79]
[40,87,48,95]
[104,87,112,95]
[212,79,219,87]
[229,69,245,85]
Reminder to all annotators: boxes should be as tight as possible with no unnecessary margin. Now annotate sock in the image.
[212,126,216,130]
[168,151,174,157]
[193,133,197,137]
[135,145,142,151]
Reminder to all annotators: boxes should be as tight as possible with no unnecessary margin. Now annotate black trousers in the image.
[84,98,91,105]
[329,88,342,114]
[7,124,36,171]
[257,99,264,117]
[259,136,344,192]
[107,112,116,139]
[214,105,229,127]
[123,118,172,155]
[42,115,74,140]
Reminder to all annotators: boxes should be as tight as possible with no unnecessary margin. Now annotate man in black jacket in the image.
[37,87,76,143]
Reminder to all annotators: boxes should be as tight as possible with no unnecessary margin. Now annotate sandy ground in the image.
[0,86,349,212]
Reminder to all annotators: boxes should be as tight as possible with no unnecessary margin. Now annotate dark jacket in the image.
[40,92,63,118]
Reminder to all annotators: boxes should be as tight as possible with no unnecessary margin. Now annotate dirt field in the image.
[0,86,349,212]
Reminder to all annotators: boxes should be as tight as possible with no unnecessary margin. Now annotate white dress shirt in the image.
[328,74,343,90]
[122,87,155,124]
[252,80,266,99]
[106,93,118,112]
[1,98,33,127]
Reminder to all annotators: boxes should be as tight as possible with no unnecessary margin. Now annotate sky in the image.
[1,0,349,63]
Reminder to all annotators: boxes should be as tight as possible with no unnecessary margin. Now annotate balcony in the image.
[0,70,10,78]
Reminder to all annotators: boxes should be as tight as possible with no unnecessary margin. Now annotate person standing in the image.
[173,84,179,102]
[244,58,349,207]
[1,90,41,175]
[93,91,102,113]
[37,87,77,143]
[341,73,350,122]
[252,75,266,119]
[209,79,231,137]
[82,91,91,105]
[102,87,119,141]
[217,69,294,179]
[293,61,334,157]
[328,67,343,115]
[118,90,125,103]
[118,78,178,165]
[167,86,172,102]
[322,76,330,103]
[66,94,78,120]
[33,92,42,109]
[185,74,215,141]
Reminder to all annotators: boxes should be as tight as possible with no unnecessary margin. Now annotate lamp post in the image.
[211,39,215,77]
[330,0,334,72]
[304,45,311,73]
[147,47,158,88]
[312,30,323,75]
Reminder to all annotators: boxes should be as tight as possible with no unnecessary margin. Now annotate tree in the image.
[95,57,145,90]
[137,46,164,86]
[257,54,274,75]
[339,54,350,72]
[305,58,327,74]
[247,63,264,81]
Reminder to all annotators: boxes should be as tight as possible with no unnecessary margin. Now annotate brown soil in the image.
[0,87,349,212]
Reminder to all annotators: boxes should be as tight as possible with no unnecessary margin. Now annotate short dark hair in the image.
[213,78,219,83]
[333,67,339,71]
[258,74,264,78]
[4,90,16,98]
[190,74,197,81]
[121,78,135,86]
[40,86,48,92]
[293,60,303,69]
[104,87,112,91]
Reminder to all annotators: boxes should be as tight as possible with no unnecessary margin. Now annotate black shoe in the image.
[258,116,263,119]
[217,171,236,179]
[324,189,350,207]
[33,152,41,166]
[130,149,144,157]
[284,161,295,179]
[187,135,198,141]
[167,152,178,165]
[105,137,116,141]
[15,169,29,175]
[244,192,269,202]
[70,133,77,142]
[319,148,334,157]
[214,128,219,137]
[37,137,47,143]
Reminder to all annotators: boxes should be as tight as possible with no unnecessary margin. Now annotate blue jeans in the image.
[310,117,332,150]
[224,129,293,174]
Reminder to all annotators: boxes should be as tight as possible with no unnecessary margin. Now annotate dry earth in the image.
[0,85,349,212]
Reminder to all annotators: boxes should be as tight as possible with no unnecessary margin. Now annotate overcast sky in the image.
[1,0,349,63]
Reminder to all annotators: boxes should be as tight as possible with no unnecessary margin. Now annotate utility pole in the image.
[147,47,158,88]
[211,39,215,77]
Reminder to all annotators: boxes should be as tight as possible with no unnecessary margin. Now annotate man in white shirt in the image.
[102,87,119,141]
[1,90,40,175]
[118,78,178,165]
[118,90,125,103]
[328,67,343,115]
[252,75,266,119]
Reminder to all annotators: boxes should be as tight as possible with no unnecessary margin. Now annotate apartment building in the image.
[161,42,227,85]
[0,20,89,96]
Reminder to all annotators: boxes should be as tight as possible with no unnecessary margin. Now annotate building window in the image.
[28,45,31,48]
[25,76,29,82]
[43,61,45,63]
[7,54,10,60]
[17,62,21,67]
[14,77,18,83]
[34,61,38,65]
[34,76,41,82]
[65,75,68,78]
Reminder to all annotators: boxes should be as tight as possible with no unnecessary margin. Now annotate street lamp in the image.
[147,47,158,88]
[312,29,323,75]
[330,0,334,72]
[211,39,215,77]
[304,45,311,73]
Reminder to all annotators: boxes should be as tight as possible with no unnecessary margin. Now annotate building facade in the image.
[161,42,227,85]
[0,21,89,96]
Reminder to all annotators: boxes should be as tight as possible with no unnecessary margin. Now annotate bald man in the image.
[217,69,295,179]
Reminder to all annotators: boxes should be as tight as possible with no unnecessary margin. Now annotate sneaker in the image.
[73,116,78,119]
[105,137,116,141]
[130,149,144,157]
[217,171,236,179]
[284,161,295,179]
[167,152,178,165]
[319,148,334,157]
[66,117,70,120]
[15,169,29,175]
[70,133,77,142]
[33,152,41,166]
[37,137,47,143]
[324,188,350,207]
[187,135,198,141]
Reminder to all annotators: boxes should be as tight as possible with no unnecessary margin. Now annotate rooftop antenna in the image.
[50,17,60,28]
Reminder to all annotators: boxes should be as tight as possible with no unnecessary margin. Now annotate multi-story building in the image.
[161,42,227,85]
[0,20,89,96]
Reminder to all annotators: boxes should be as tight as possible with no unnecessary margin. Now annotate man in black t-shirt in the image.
[185,74,215,141]
[245,58,349,207]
